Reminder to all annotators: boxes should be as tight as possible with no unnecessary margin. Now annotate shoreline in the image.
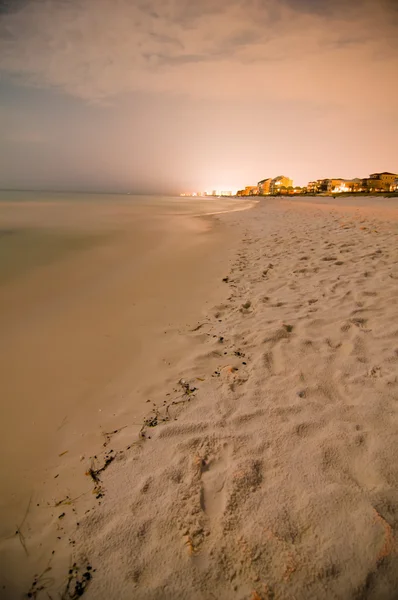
[0,198,248,596]
[2,196,398,598]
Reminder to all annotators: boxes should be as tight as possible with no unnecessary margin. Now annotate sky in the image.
[0,0,397,193]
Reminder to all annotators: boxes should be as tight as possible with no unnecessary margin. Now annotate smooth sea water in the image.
[0,191,250,285]
[0,190,245,215]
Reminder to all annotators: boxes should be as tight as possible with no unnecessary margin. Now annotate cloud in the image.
[0,0,30,15]
[5,130,46,143]
[0,0,397,107]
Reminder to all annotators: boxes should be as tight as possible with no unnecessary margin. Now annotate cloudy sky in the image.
[0,0,397,193]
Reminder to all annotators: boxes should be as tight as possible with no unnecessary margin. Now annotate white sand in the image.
[1,196,398,599]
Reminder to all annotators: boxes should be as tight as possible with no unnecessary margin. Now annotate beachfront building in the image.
[270,176,293,194]
[392,178,398,192]
[258,178,272,195]
[327,178,362,193]
[244,186,259,196]
[360,178,371,191]
[368,172,398,191]
[363,177,384,192]
[306,181,319,194]
[237,186,259,196]
[348,178,363,192]
[327,179,345,193]
[316,179,330,192]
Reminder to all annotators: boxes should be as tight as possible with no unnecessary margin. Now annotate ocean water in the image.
[0,190,244,215]
[0,191,249,284]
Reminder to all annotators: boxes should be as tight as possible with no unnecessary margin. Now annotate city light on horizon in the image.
[181,171,398,198]
[180,189,236,197]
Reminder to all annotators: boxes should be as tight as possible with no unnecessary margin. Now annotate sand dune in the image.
[2,196,398,599]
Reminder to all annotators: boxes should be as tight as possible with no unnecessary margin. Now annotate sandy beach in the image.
[1,194,398,599]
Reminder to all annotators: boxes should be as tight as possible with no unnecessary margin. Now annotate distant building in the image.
[270,176,293,194]
[359,173,398,193]
[258,178,272,195]
[220,191,232,197]
[241,186,259,196]
[327,179,344,193]
[363,177,384,192]
[236,186,259,196]
[315,179,329,192]
[368,172,398,191]
[392,178,398,192]
[327,179,362,193]
[306,181,319,194]
[360,178,371,191]
[349,178,363,192]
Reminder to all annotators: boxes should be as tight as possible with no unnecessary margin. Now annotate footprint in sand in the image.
[322,256,337,262]
[200,444,231,520]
